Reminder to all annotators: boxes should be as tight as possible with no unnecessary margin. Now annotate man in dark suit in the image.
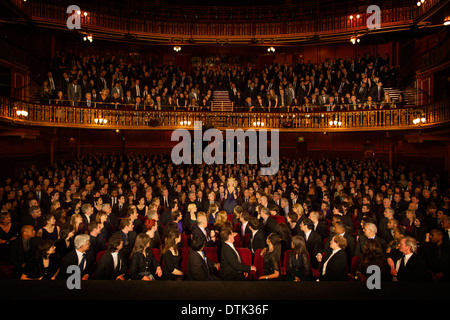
[102,203,118,240]
[299,217,323,270]
[259,207,277,238]
[420,228,450,282]
[160,200,178,227]
[113,217,137,265]
[8,225,42,279]
[112,195,128,219]
[58,234,96,280]
[219,228,256,281]
[320,220,354,266]
[191,214,216,248]
[247,217,266,255]
[354,222,387,256]
[356,82,368,102]
[393,236,432,281]
[186,236,219,281]
[86,221,106,262]
[235,211,252,240]
[21,205,45,233]
[318,234,348,281]
[93,233,127,280]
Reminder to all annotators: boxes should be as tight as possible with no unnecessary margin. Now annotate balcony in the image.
[7,0,435,45]
[2,97,448,133]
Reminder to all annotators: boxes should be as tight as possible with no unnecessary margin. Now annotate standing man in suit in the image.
[93,233,127,280]
[391,236,432,281]
[299,217,323,270]
[317,234,348,281]
[186,236,219,281]
[59,234,95,280]
[219,228,256,280]
[67,78,82,105]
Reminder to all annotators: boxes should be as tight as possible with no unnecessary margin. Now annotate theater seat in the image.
[236,247,255,279]
[253,249,265,279]
[227,214,234,223]
[181,232,189,248]
[203,246,218,263]
[234,233,242,248]
[350,255,360,275]
[96,250,106,264]
[281,249,292,277]
[181,247,189,274]
[151,248,161,263]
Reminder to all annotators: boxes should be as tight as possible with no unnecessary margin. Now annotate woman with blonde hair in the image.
[212,210,228,232]
[223,178,238,215]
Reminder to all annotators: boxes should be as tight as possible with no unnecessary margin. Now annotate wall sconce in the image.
[94,118,107,124]
[267,47,275,53]
[350,36,360,44]
[179,120,191,126]
[174,46,181,52]
[444,16,450,26]
[252,121,265,127]
[16,110,28,117]
[413,117,426,125]
[329,120,342,127]
[417,0,425,6]
[83,34,93,42]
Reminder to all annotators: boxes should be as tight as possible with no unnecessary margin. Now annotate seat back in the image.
[96,250,106,264]
[151,248,161,263]
[203,246,218,263]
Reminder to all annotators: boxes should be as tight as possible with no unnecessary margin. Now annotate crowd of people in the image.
[38,50,404,112]
[0,152,448,283]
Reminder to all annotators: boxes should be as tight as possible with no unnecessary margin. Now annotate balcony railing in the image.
[9,0,420,41]
[2,97,448,132]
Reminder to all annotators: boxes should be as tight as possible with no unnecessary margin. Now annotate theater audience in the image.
[0,151,447,285]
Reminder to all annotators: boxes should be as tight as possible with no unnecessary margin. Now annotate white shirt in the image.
[396,252,413,272]
[75,249,86,270]
[111,251,119,269]
[322,248,341,275]
[226,242,241,263]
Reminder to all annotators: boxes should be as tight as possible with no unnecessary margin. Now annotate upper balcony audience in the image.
[38,51,402,112]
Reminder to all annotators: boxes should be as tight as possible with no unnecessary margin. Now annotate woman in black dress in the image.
[161,229,184,280]
[36,213,60,242]
[20,240,59,280]
[129,233,163,281]
[0,212,19,261]
[258,233,282,280]
[286,235,311,282]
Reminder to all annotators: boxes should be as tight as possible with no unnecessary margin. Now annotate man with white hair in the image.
[390,236,431,281]
[354,222,387,256]
[59,234,95,280]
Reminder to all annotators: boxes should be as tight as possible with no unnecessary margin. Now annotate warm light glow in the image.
[356,14,360,19]
[267,47,275,52]
[174,46,181,52]
[349,15,353,20]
